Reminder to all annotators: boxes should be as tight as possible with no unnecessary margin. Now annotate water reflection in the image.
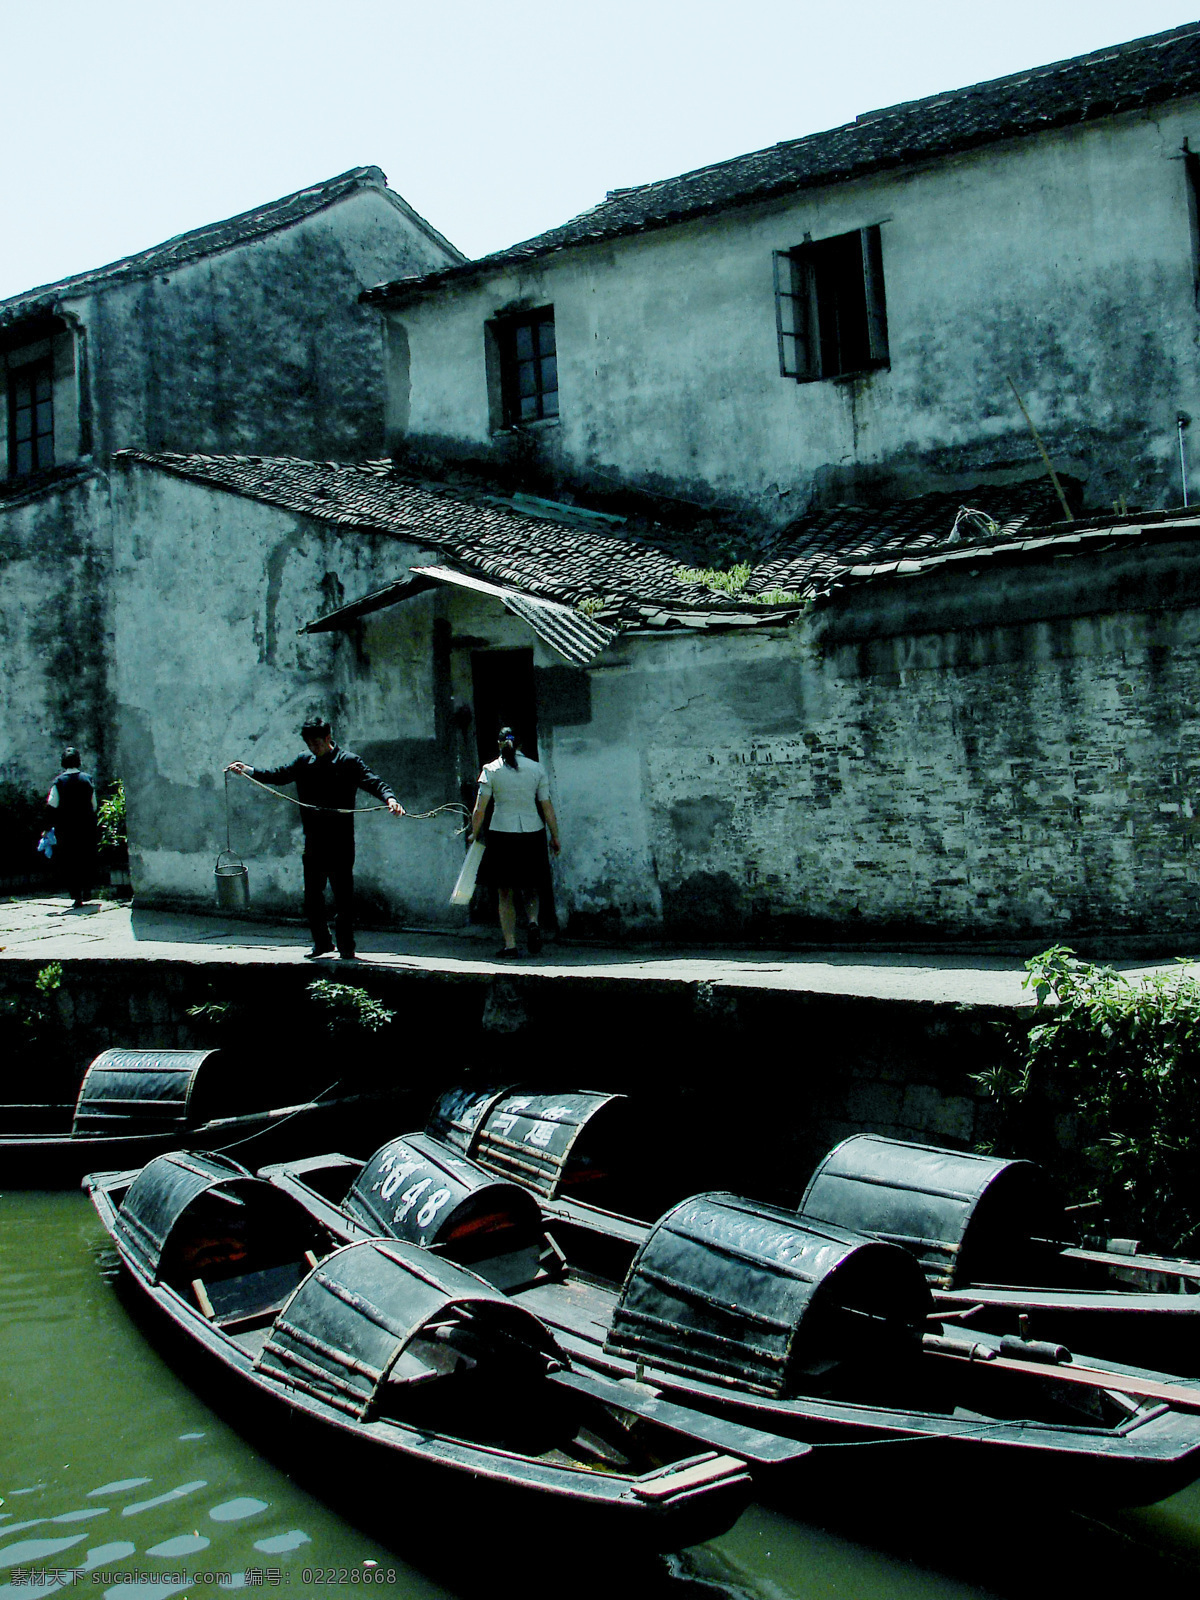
[5,1191,1200,1599]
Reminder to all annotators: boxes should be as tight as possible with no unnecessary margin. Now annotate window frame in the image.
[493,307,559,427]
[7,356,55,479]
[774,225,889,383]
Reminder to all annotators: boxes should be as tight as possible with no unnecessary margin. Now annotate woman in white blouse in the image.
[469,726,561,957]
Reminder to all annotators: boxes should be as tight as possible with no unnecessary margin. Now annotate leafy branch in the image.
[979,945,1200,1250]
[307,981,395,1035]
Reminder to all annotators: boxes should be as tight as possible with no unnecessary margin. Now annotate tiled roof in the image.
[364,21,1200,300]
[116,451,1102,631]
[1,168,461,329]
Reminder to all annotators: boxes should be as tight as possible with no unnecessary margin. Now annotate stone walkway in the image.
[3,892,1196,1008]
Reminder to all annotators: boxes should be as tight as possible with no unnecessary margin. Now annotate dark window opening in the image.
[774,226,889,382]
[1184,139,1200,310]
[471,647,539,769]
[8,359,54,477]
[497,309,558,424]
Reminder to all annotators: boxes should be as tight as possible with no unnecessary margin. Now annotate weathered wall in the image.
[388,102,1200,521]
[543,542,1200,941]
[0,472,115,802]
[108,467,464,919]
[111,470,1200,944]
[0,183,462,816]
[76,187,457,463]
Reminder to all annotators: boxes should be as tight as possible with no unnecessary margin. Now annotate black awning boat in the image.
[85,1150,779,1548]
[260,1134,1200,1506]
[426,1085,634,1206]
[798,1133,1200,1371]
[0,1048,411,1188]
[425,1087,1200,1380]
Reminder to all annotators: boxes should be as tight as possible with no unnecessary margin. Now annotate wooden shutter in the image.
[774,249,817,380]
[860,225,890,367]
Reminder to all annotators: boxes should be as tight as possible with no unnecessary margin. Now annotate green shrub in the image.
[0,963,64,1071]
[98,781,128,865]
[307,980,395,1035]
[978,945,1200,1251]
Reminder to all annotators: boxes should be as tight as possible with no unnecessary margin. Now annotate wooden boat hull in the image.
[263,1148,1200,1507]
[519,1275,1200,1507]
[2,1092,408,1189]
[85,1161,757,1551]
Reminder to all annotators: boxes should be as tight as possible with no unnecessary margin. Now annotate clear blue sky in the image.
[4,1,1198,300]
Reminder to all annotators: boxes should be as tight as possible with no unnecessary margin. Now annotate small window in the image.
[8,359,55,477]
[774,226,889,382]
[497,308,558,424]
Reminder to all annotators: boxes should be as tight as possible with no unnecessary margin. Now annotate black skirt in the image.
[478,830,548,889]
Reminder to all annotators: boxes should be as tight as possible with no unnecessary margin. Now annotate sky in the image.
[4,0,1199,301]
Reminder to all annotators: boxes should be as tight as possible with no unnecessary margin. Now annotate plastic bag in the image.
[450,840,485,905]
[37,828,56,861]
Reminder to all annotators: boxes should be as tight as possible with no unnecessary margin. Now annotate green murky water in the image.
[4,1192,1200,1599]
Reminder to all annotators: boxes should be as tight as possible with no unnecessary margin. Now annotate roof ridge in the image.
[365,19,1200,301]
[854,18,1200,124]
[1,166,391,322]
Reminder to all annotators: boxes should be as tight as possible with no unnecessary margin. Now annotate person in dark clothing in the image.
[226,716,404,960]
[47,747,98,908]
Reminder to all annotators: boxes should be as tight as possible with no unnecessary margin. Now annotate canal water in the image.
[5,1191,1200,1599]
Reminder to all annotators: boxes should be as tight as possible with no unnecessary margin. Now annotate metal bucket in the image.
[214,851,249,912]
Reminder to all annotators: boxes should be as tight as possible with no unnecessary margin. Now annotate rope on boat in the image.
[228,768,470,829]
[810,1418,1015,1449]
[211,1079,345,1154]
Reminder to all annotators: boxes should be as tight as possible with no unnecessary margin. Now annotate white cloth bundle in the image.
[450,840,486,905]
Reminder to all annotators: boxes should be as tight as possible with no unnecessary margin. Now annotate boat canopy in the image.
[427,1084,516,1154]
[343,1132,543,1259]
[604,1192,932,1397]
[797,1135,1057,1289]
[73,1049,219,1136]
[427,1086,628,1200]
[255,1239,561,1421]
[115,1150,322,1286]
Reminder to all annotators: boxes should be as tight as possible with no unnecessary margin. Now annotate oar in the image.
[924,1337,1200,1412]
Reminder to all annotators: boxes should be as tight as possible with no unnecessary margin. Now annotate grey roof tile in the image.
[1,168,460,328]
[116,451,1079,628]
[364,21,1200,300]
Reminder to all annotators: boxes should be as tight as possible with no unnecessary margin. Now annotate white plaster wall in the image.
[390,103,1200,516]
[109,466,462,921]
[104,467,1200,940]
[66,183,462,463]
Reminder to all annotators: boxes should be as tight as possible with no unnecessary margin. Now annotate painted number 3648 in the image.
[382,1171,452,1229]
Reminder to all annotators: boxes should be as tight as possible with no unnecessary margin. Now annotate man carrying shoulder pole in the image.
[226,715,404,962]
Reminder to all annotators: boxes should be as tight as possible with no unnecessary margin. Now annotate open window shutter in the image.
[773,250,801,378]
[860,225,890,366]
[774,250,816,380]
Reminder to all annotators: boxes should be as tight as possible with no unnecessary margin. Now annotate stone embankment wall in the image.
[0,959,1014,1204]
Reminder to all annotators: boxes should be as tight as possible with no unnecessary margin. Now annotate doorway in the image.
[469,647,555,931]
[471,647,539,767]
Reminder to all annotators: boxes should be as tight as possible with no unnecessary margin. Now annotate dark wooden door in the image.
[470,647,539,768]
[468,646,555,929]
